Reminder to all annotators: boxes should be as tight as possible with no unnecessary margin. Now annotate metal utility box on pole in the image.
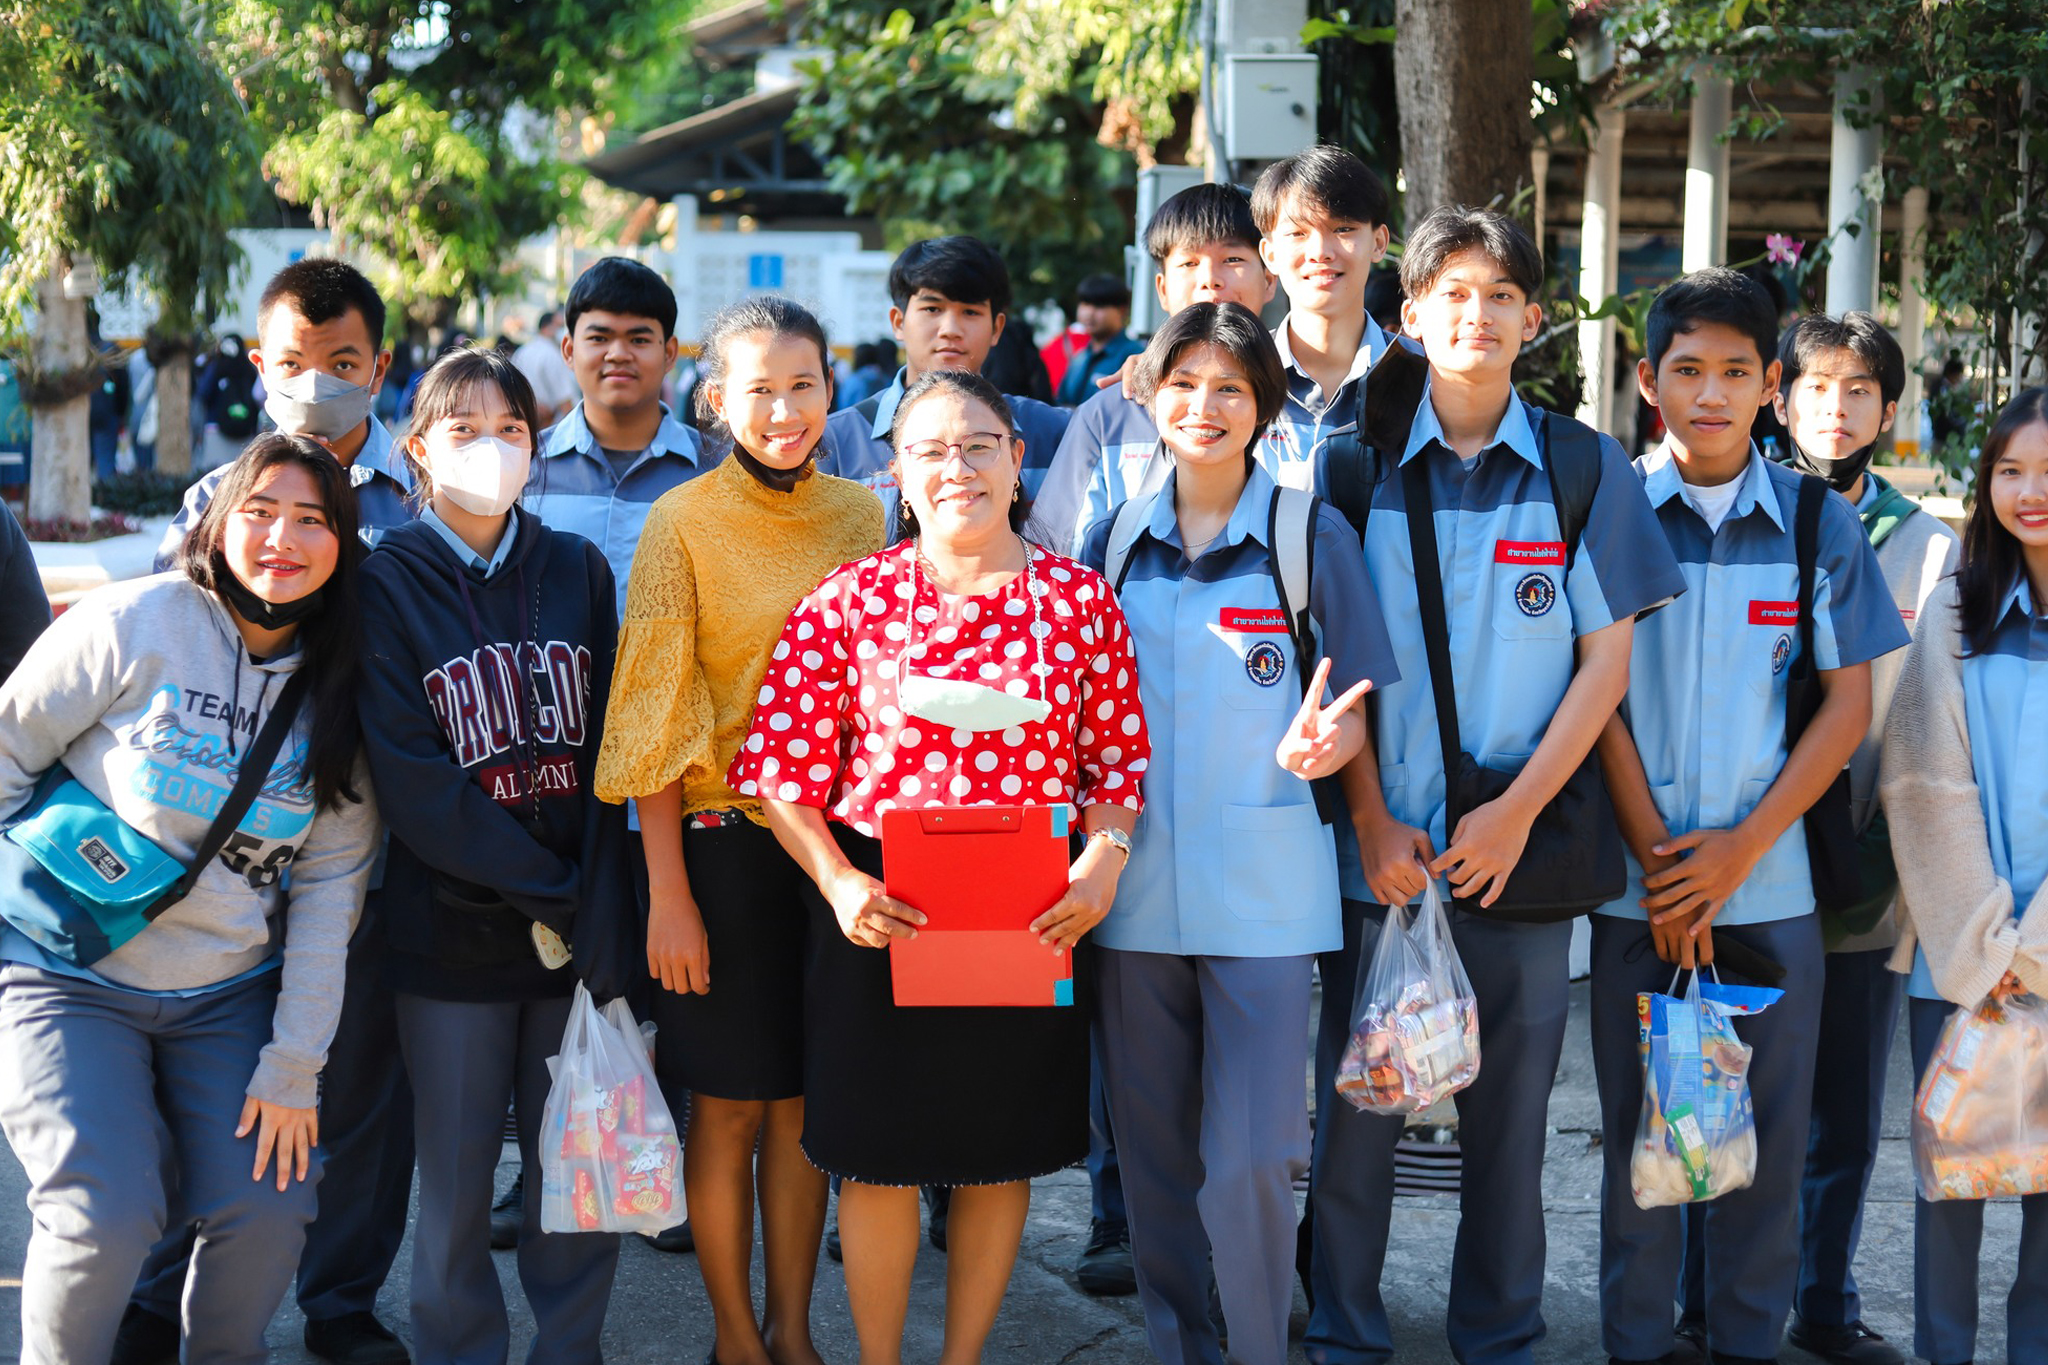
[1127,165,1208,337]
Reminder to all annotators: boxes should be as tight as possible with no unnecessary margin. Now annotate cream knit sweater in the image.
[1880,574,2048,1005]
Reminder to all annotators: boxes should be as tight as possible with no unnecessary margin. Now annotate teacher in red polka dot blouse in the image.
[730,370,1148,1362]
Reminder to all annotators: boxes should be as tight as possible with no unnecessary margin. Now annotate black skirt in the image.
[649,820,810,1102]
[798,826,1089,1186]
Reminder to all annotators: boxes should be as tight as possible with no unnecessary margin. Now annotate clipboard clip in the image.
[914,809,1022,835]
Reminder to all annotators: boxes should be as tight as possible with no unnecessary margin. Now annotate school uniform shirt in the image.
[1345,389,1685,903]
[1595,446,1910,927]
[1034,384,1160,555]
[151,415,415,571]
[1055,334,1145,407]
[1259,314,1392,494]
[1906,575,2048,997]
[528,401,707,621]
[1079,463,1398,957]
[816,367,1073,506]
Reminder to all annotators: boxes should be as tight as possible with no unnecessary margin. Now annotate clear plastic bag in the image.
[1629,967,1779,1209]
[1911,987,2048,1201]
[1335,878,1481,1114]
[539,984,685,1235]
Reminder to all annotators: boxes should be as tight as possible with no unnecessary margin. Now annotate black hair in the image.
[690,295,833,455]
[1250,144,1392,236]
[1400,205,1544,300]
[176,432,364,811]
[885,370,1040,545]
[1943,355,1966,380]
[399,346,542,509]
[536,309,560,332]
[1130,302,1288,455]
[1146,182,1261,265]
[565,256,678,341]
[1957,386,2048,655]
[1076,273,1132,309]
[1644,267,1779,373]
[258,258,388,351]
[1778,313,1906,407]
[887,236,1012,318]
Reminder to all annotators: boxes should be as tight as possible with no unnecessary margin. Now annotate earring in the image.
[1012,482,1022,503]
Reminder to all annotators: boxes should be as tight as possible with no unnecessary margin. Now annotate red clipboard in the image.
[879,804,1074,1007]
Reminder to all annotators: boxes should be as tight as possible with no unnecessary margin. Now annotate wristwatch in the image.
[1089,826,1132,861]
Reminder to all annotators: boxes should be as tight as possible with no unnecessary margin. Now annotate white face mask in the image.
[898,674,1052,731]
[430,434,531,517]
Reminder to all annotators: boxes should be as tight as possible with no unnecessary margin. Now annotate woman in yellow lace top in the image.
[594,298,881,1365]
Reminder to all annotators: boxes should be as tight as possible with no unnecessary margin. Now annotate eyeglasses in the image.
[899,433,1012,467]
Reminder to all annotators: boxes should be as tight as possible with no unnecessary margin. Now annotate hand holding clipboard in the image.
[824,865,928,949]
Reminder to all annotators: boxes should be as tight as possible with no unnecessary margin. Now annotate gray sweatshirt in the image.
[0,573,378,1106]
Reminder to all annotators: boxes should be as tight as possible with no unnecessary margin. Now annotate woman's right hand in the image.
[826,865,925,949]
[647,889,711,995]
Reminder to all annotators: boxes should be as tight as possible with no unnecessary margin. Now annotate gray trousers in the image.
[1098,948,1314,1365]
[1305,902,1574,1365]
[0,963,320,1365]
[395,991,620,1365]
[1588,913,1823,1362]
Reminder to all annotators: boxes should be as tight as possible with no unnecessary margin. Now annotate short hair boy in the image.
[1035,182,1276,549]
[1054,274,1141,407]
[528,256,704,622]
[1775,312,1905,498]
[1305,206,1685,1365]
[1587,269,1908,1365]
[819,235,1069,515]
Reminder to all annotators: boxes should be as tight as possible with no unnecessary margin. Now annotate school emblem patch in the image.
[1513,572,1557,617]
[1245,641,1286,687]
[1772,632,1792,675]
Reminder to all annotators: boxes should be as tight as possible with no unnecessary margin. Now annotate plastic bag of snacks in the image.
[1336,878,1480,1114]
[1629,968,1781,1209]
[540,984,684,1235]
[1911,985,2048,1202]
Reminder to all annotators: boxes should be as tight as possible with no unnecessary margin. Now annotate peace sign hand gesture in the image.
[1275,657,1374,780]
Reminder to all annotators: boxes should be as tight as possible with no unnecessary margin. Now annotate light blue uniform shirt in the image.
[818,366,1073,509]
[1345,390,1686,903]
[1597,447,1910,926]
[1081,463,1399,956]
[418,504,520,579]
[1036,384,1161,554]
[527,401,705,621]
[1909,576,2048,997]
[1259,314,1390,494]
[153,416,415,571]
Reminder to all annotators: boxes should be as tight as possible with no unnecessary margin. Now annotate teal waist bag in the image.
[0,670,310,968]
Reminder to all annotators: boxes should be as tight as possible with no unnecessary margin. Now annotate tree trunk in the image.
[1392,0,1535,224]
[155,352,193,475]
[28,256,92,526]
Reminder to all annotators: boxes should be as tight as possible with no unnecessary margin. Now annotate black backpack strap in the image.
[1400,457,1466,814]
[1794,474,1824,670]
[855,392,885,430]
[1266,487,1343,825]
[1537,408,1605,567]
[146,668,312,919]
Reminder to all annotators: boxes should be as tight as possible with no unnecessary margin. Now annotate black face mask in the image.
[1790,437,1877,496]
[732,444,810,493]
[216,566,326,631]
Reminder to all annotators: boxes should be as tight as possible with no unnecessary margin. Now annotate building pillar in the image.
[1683,68,1731,271]
[1826,64,1883,315]
[1577,105,1625,434]
[1897,185,1929,461]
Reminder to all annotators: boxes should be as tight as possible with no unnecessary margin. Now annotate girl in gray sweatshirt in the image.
[0,433,379,1365]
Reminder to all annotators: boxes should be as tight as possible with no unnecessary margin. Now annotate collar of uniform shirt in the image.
[1641,441,1786,530]
[419,502,521,577]
[867,367,913,440]
[349,416,415,493]
[1270,314,1387,407]
[1998,570,2037,623]
[540,400,699,469]
[1129,461,1279,562]
[1400,377,1540,468]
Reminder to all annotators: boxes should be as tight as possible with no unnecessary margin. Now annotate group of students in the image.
[0,138,2041,1365]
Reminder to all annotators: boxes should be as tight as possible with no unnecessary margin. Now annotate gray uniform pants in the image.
[1305,902,1574,1365]
[395,991,619,1365]
[0,963,319,1365]
[1098,949,1314,1365]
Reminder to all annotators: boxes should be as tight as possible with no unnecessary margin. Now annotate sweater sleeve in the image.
[249,752,379,1107]
[356,563,581,931]
[572,547,639,1003]
[0,592,123,818]
[593,496,718,803]
[0,500,50,685]
[1878,579,2021,1006]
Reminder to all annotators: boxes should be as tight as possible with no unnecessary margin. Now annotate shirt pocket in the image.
[1219,803,1331,921]
[1490,565,1570,641]
[1218,631,1294,710]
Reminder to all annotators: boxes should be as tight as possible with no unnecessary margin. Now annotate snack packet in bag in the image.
[1911,986,2048,1201]
[1336,879,1481,1114]
[541,985,685,1235]
[1629,968,1781,1209]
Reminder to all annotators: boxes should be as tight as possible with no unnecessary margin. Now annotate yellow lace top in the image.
[594,452,885,822]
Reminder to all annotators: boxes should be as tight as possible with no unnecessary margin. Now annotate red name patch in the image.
[1220,608,1290,633]
[1901,607,1918,622]
[1495,540,1566,566]
[1749,600,1799,626]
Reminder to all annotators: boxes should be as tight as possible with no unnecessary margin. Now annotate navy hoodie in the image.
[358,510,634,1003]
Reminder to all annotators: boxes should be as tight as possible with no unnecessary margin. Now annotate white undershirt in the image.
[1681,477,1743,532]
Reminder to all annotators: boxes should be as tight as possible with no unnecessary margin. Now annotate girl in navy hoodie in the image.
[357,347,634,1365]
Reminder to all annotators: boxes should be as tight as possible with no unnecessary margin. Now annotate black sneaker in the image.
[304,1311,410,1365]
[110,1304,179,1365]
[922,1185,949,1252]
[639,1218,694,1254]
[489,1169,523,1250]
[1074,1222,1136,1296]
[1785,1317,1905,1365]
[825,1216,842,1263]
